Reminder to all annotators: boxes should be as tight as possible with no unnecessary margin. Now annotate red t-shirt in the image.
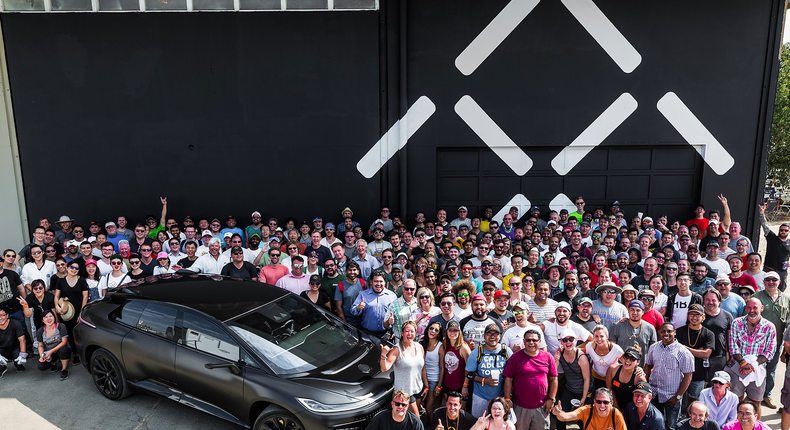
[503,349,557,409]
[729,272,757,290]
[260,264,290,285]
[686,218,710,233]
[641,308,664,332]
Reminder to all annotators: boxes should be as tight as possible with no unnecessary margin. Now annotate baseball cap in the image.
[471,293,486,303]
[230,246,243,254]
[494,290,510,299]
[556,302,572,311]
[577,297,593,306]
[688,304,705,314]
[391,264,404,272]
[447,320,460,331]
[251,211,261,217]
[625,347,643,362]
[485,323,501,334]
[765,271,781,280]
[633,381,652,396]
[156,252,169,259]
[628,300,644,310]
[105,221,116,228]
[711,371,731,384]
[513,301,529,311]
[202,230,213,237]
[707,241,719,248]
[309,274,321,284]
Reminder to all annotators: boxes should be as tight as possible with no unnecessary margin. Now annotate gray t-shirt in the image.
[36,323,68,350]
[609,320,657,368]
[335,278,364,327]
[592,301,628,330]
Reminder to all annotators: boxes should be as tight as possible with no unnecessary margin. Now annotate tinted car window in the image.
[136,303,178,341]
[115,300,147,327]
[181,312,240,361]
[228,295,359,374]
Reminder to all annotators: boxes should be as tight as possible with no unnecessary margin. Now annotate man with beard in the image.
[727,298,776,419]
[387,264,405,295]
[452,280,476,319]
[431,391,476,430]
[318,258,344,312]
[464,324,512,416]
[610,300,657,368]
[459,294,503,350]
[728,253,757,293]
[475,257,502,291]
[701,289,734,378]
[529,280,560,324]
[571,297,599,333]
[501,301,546,351]
[554,272,583,312]
[645,323,695,430]
[540,302,593,355]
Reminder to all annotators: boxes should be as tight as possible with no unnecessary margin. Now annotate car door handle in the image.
[205,362,241,375]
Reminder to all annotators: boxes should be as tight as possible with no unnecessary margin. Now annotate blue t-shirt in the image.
[335,278,364,328]
[720,294,745,318]
[465,344,513,400]
[220,227,246,246]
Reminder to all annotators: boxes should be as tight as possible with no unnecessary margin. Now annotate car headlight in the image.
[296,389,391,412]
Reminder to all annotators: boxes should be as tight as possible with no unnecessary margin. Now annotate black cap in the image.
[633,381,652,396]
[309,274,321,284]
[485,323,501,334]
[624,347,642,361]
[447,320,460,331]
[688,304,705,314]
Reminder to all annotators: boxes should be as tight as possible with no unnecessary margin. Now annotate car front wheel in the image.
[253,405,305,430]
[90,348,130,400]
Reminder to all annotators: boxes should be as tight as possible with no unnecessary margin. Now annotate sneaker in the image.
[0,366,6,379]
[50,361,59,372]
[60,370,69,381]
[762,398,778,409]
[72,355,80,365]
[14,363,24,372]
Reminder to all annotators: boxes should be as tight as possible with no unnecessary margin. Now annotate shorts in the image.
[781,377,790,414]
[428,381,439,392]
[727,363,766,401]
[512,404,548,430]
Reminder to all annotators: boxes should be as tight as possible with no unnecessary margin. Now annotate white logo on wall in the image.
[357,0,734,221]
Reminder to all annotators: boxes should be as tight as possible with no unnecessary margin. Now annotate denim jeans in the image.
[653,397,682,430]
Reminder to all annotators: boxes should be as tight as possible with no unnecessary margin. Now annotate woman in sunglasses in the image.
[44,245,59,263]
[53,257,69,281]
[100,254,131,292]
[421,321,443,424]
[53,259,88,365]
[411,288,440,340]
[413,257,429,289]
[553,329,592,429]
[82,259,103,302]
[2,248,22,275]
[20,244,56,292]
[380,320,428,417]
[128,254,147,280]
[19,279,57,351]
[605,346,646,410]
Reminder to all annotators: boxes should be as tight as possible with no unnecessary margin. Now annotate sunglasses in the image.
[595,400,611,405]
[293,263,304,268]
[440,302,454,307]
[68,265,80,270]
[232,251,243,255]
[524,339,540,343]
[4,254,15,258]
[602,289,616,294]
[33,286,45,291]
[403,287,416,291]
[129,260,141,264]
[457,292,469,297]
[73,230,84,233]
[513,311,525,316]
[141,249,152,252]
[561,337,575,343]
[420,295,431,300]
[393,401,408,408]
[640,297,654,301]
[111,261,123,266]
[428,327,440,332]
[483,288,495,292]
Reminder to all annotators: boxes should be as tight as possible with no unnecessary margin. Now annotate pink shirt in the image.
[260,264,289,285]
[503,349,557,409]
[275,273,310,295]
[723,420,771,430]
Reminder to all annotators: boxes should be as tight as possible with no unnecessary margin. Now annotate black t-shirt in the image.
[54,277,89,312]
[0,319,24,351]
[221,261,258,281]
[365,410,424,430]
[304,245,333,267]
[675,325,715,381]
[0,269,24,314]
[139,259,156,277]
[129,271,147,280]
[26,291,57,328]
[131,238,153,254]
[571,314,598,333]
[675,418,720,430]
[430,407,476,430]
[765,230,790,272]
[300,290,331,307]
[701,309,734,358]
[176,257,198,269]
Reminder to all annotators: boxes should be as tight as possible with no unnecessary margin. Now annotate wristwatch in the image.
[675,395,683,401]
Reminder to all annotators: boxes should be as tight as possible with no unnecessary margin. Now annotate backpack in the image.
[338,278,366,294]
[476,343,510,365]
[583,405,617,430]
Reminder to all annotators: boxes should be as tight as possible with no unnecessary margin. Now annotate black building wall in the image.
[2,0,784,234]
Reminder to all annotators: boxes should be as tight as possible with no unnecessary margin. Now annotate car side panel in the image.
[122,330,178,387]
[174,344,246,421]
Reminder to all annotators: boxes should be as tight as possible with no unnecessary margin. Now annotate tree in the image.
[769,43,790,188]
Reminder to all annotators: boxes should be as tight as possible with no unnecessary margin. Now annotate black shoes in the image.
[60,370,69,381]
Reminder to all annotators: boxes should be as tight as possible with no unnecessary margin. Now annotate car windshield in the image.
[228,295,360,374]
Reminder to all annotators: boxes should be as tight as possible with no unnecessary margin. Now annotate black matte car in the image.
[74,274,392,430]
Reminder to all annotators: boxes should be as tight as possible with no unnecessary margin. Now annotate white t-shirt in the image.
[97,259,128,277]
[501,322,547,350]
[586,342,624,378]
[671,294,692,327]
[454,305,473,320]
[701,257,731,275]
[320,237,342,250]
[475,276,503,290]
[654,293,668,313]
[20,260,57,287]
[99,272,130,291]
[541,320,592,355]
[528,299,559,324]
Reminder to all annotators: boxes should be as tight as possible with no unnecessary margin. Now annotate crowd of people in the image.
[0,196,789,430]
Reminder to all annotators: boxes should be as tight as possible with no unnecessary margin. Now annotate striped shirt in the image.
[728,316,776,361]
[528,299,559,324]
[645,340,695,403]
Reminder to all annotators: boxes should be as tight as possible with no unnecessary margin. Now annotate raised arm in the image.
[718,194,731,230]
[758,204,771,236]
[159,197,168,227]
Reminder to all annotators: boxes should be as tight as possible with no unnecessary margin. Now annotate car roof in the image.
[114,274,288,321]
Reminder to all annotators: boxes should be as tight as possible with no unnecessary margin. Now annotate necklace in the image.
[627,321,643,339]
[687,325,701,348]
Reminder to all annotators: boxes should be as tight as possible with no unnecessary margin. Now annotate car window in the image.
[181,312,240,361]
[115,300,147,327]
[135,303,178,341]
[228,295,359,374]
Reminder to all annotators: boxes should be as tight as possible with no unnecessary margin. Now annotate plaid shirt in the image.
[385,296,419,338]
[728,316,776,361]
[645,340,695,403]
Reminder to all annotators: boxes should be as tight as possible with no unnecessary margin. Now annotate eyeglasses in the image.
[485,332,500,336]
[561,337,575,343]
[457,292,469,297]
[594,400,611,405]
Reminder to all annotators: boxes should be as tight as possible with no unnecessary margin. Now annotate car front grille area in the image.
[331,406,390,430]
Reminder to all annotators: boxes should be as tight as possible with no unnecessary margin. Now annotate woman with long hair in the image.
[554,329,591,428]
[2,249,21,275]
[53,257,68,281]
[421,321,443,424]
[53,261,88,364]
[413,257,429,288]
[688,224,701,247]
[585,325,623,391]
[411,288,440,339]
[380,320,428,417]
[82,259,103,302]
[437,320,471,407]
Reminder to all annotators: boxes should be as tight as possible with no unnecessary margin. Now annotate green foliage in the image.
[769,43,790,188]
